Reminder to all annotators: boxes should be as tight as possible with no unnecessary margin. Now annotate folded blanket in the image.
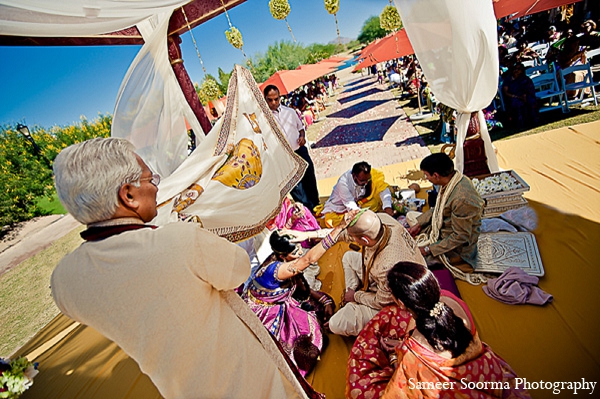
[483,266,553,305]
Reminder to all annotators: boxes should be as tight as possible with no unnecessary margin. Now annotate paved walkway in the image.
[308,72,431,180]
[0,214,81,277]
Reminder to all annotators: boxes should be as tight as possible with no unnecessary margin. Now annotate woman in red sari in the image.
[346,262,530,399]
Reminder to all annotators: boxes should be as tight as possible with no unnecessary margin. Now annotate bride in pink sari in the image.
[246,212,355,376]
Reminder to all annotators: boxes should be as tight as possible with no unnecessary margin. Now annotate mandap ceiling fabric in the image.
[0,0,305,241]
[394,0,500,173]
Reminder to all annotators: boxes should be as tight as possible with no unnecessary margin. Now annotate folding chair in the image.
[531,72,569,113]
[525,63,550,78]
[559,63,600,106]
[531,43,550,59]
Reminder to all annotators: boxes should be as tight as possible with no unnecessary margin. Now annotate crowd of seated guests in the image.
[496,13,599,125]
[280,74,339,129]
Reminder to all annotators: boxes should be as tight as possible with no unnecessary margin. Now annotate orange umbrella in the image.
[357,37,385,61]
[353,29,414,71]
[493,0,583,19]
[259,68,327,95]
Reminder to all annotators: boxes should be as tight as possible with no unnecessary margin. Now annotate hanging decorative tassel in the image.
[269,0,296,42]
[324,0,341,45]
[380,1,403,54]
[380,2,402,32]
[220,0,256,74]
[181,6,208,76]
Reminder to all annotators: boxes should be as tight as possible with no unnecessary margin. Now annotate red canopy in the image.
[259,58,347,95]
[259,69,325,95]
[493,0,583,20]
[353,29,414,71]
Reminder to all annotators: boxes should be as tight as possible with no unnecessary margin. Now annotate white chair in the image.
[522,60,536,68]
[559,63,600,106]
[586,48,600,61]
[531,72,569,113]
[531,43,550,59]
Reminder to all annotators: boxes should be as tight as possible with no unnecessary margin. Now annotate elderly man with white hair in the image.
[287,209,425,336]
[51,137,316,399]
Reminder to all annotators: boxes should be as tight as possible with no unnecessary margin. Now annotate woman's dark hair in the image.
[419,153,454,177]
[387,262,473,358]
[269,230,296,258]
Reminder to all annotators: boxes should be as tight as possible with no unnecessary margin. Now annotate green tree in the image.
[357,16,387,44]
[0,115,111,233]
[217,67,233,95]
[250,40,309,82]
[304,43,337,64]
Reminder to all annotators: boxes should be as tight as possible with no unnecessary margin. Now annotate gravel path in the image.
[307,72,431,180]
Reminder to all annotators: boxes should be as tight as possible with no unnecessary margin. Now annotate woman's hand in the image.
[380,336,402,353]
[340,209,361,230]
[280,229,310,243]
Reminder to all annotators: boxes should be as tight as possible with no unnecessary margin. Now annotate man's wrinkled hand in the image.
[297,136,307,147]
[342,288,356,305]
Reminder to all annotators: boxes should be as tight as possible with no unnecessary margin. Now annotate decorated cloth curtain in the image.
[394,0,500,173]
[154,65,306,242]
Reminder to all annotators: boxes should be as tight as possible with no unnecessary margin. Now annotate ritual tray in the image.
[474,170,530,199]
[482,196,529,218]
[473,170,531,218]
[474,231,544,276]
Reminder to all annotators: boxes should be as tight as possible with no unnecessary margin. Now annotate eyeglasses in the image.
[139,173,161,187]
[353,175,371,187]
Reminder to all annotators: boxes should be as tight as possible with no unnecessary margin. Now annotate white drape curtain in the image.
[111,12,200,177]
[0,0,188,36]
[394,0,500,173]
[2,1,306,240]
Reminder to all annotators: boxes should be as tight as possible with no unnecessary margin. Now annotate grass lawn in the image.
[0,225,84,357]
[395,90,600,153]
[37,193,67,215]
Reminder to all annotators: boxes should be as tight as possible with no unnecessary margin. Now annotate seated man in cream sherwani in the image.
[286,210,425,336]
[51,137,313,399]
[316,161,395,228]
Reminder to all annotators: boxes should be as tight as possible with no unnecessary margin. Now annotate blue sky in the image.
[0,0,386,129]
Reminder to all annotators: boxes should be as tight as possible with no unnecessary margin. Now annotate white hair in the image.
[53,137,143,225]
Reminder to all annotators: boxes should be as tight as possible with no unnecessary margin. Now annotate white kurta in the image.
[51,222,304,399]
[272,105,304,151]
[322,170,392,214]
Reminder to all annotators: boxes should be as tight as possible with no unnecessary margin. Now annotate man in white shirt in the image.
[318,161,395,227]
[264,85,320,211]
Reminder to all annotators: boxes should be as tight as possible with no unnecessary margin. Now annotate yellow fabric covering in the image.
[16,121,600,399]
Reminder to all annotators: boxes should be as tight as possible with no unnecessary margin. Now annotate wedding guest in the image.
[51,137,314,399]
[346,262,530,399]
